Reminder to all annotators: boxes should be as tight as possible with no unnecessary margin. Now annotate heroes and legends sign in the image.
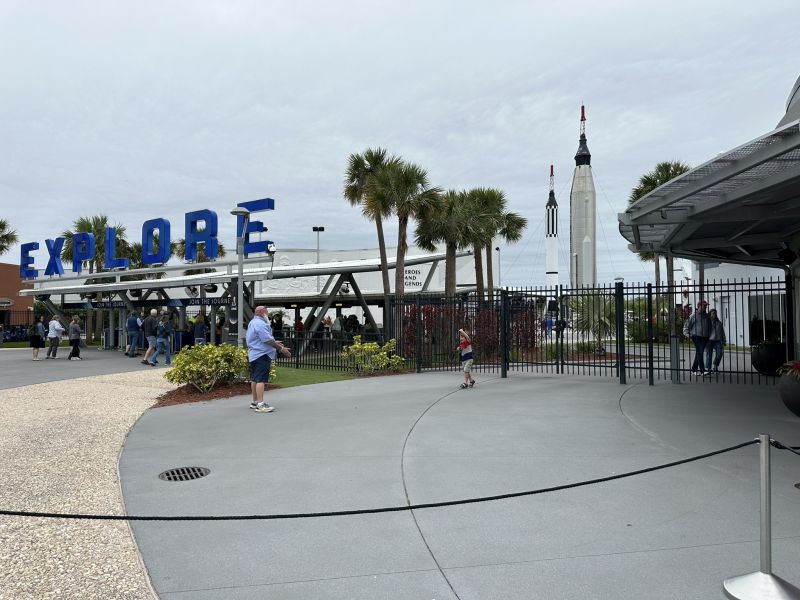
[20,198,275,279]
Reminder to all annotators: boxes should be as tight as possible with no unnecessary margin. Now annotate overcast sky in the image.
[1,0,798,286]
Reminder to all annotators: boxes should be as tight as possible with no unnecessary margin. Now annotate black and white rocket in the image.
[569,105,597,287]
[545,164,559,287]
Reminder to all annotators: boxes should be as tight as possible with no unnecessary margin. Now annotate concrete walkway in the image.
[119,373,800,599]
[0,346,159,390]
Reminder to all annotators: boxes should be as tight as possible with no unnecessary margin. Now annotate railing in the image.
[387,277,793,385]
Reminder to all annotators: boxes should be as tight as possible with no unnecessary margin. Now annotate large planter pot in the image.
[779,375,800,418]
[751,342,786,376]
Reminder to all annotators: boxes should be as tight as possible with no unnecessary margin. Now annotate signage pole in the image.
[231,207,251,348]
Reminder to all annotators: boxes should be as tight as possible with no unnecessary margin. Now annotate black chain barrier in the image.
[8,438,800,522]
[770,440,800,457]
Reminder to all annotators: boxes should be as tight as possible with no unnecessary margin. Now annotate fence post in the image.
[558,284,564,375]
[647,283,655,386]
[295,331,300,369]
[615,281,626,385]
[500,289,508,378]
[415,295,422,374]
[786,271,796,362]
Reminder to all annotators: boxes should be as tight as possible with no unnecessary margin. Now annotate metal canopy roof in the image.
[18,252,456,297]
[618,119,800,268]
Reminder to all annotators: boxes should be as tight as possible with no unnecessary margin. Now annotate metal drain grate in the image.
[158,467,210,482]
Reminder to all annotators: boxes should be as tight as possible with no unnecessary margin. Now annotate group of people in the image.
[125,309,176,366]
[683,299,727,376]
[29,315,84,361]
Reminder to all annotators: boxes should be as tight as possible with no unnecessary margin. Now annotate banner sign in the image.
[63,297,233,310]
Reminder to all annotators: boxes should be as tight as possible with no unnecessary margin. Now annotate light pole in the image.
[495,246,501,288]
[230,207,250,348]
[313,226,324,292]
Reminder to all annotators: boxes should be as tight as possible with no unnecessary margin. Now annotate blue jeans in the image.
[127,331,140,356]
[691,336,708,372]
[150,336,171,365]
[705,341,723,371]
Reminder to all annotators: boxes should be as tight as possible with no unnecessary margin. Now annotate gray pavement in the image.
[119,372,800,599]
[0,346,161,389]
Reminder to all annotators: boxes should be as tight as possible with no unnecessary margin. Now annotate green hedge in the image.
[165,344,251,392]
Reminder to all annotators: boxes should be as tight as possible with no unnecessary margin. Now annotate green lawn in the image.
[273,368,356,388]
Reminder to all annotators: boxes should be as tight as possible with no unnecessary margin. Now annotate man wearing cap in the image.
[683,300,711,374]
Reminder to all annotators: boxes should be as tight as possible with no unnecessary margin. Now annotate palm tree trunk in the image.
[445,242,456,297]
[485,244,494,298]
[473,244,484,301]
[375,216,391,296]
[395,216,409,298]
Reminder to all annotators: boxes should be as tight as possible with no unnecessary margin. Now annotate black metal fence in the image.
[386,277,794,385]
[273,330,384,371]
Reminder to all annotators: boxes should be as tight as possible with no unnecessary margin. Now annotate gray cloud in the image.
[1,0,798,288]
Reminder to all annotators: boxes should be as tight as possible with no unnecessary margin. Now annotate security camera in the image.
[267,243,276,253]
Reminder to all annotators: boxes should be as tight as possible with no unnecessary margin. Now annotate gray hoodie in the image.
[683,311,710,338]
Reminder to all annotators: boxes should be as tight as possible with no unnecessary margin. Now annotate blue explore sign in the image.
[20,198,275,278]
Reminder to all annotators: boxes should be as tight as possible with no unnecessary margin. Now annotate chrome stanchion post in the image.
[723,434,800,599]
[760,433,772,576]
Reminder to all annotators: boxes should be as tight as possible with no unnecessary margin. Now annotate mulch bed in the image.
[152,382,278,408]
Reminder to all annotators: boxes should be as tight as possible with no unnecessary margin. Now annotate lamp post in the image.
[313,226,324,292]
[495,246,501,288]
[230,207,250,348]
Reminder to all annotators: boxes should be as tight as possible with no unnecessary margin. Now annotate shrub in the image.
[165,343,249,393]
[341,336,406,375]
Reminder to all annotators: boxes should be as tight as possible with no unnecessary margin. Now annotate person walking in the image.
[193,313,207,345]
[457,328,475,389]
[683,300,711,374]
[29,316,46,361]
[46,315,66,359]
[246,305,291,413]
[704,308,727,375]
[141,309,159,365]
[148,314,174,367]
[125,311,142,357]
[67,315,82,360]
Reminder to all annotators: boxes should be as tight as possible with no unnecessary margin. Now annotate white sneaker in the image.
[74,357,82,361]
[254,403,274,413]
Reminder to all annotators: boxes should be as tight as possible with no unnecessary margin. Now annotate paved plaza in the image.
[118,370,799,599]
[1,347,798,599]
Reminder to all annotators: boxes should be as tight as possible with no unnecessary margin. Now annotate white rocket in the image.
[569,105,597,287]
[545,164,559,288]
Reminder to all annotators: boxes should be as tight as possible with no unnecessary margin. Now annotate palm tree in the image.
[61,215,128,275]
[414,189,472,297]
[628,160,691,285]
[61,215,128,342]
[570,293,616,354]
[463,188,501,301]
[475,189,527,297]
[343,148,398,296]
[0,219,18,256]
[368,160,442,297]
[173,237,227,275]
